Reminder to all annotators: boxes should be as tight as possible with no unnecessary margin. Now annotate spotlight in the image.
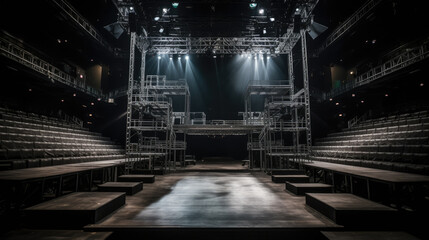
[129,6,134,11]
[169,56,173,60]
[172,2,179,8]
[329,98,333,101]
[249,3,257,9]
[163,8,168,14]
[178,56,181,60]
[267,56,270,59]
[61,99,64,102]
[259,9,264,14]
[213,55,217,59]
[28,88,32,92]
[159,27,164,33]
[335,102,339,106]
[97,98,101,101]
[254,56,257,60]
[73,93,77,97]
[247,55,251,59]
[154,16,160,21]
[420,83,424,87]
[295,7,300,12]
[185,55,189,60]
[339,113,343,117]
[259,54,263,60]
[79,74,84,79]
[350,71,354,75]
[351,93,355,97]
[158,55,161,60]
[263,28,266,34]
[270,17,275,22]
[385,93,389,97]
[361,100,365,103]
[89,113,93,117]
[91,102,94,106]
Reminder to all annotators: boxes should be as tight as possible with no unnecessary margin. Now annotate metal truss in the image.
[144,35,301,55]
[315,0,383,55]
[326,37,429,99]
[49,0,115,55]
[0,33,106,100]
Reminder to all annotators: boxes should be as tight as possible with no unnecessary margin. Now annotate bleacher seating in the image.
[311,110,429,175]
[0,108,125,170]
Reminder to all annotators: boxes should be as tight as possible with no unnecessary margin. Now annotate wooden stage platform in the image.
[0,160,125,209]
[85,171,341,236]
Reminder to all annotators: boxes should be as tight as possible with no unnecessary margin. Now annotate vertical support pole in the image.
[125,32,136,172]
[300,29,312,156]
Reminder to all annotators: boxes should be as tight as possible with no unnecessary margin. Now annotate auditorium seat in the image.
[312,110,429,175]
[0,108,125,170]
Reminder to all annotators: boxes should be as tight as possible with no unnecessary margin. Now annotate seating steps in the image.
[312,111,429,174]
[0,108,125,170]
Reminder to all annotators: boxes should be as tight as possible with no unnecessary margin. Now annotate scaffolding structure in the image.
[125,2,319,173]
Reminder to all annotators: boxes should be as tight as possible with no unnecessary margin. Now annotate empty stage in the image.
[86,171,340,237]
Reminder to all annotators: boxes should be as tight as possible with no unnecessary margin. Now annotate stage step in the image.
[131,169,165,175]
[98,182,143,195]
[24,192,125,227]
[285,182,333,195]
[118,174,155,183]
[306,193,397,226]
[185,159,196,165]
[271,175,310,183]
[321,231,420,240]
[271,169,305,175]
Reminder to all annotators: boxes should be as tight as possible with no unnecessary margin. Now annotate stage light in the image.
[420,83,424,87]
[267,56,270,59]
[247,55,251,59]
[335,102,339,106]
[159,27,164,33]
[351,93,355,97]
[259,54,263,60]
[61,99,64,102]
[163,8,168,14]
[154,16,160,21]
[249,3,257,9]
[91,102,94,106]
[259,9,264,14]
[79,74,84,79]
[28,88,32,92]
[172,2,179,8]
[73,93,76,97]
[295,7,300,12]
[350,71,354,75]
[213,55,217,59]
[158,55,161,60]
[329,98,333,101]
[89,113,93,117]
[339,113,343,117]
[129,6,134,11]
[185,55,189,60]
[97,98,101,101]
[169,56,173,60]
[385,93,389,97]
[263,28,266,34]
[178,56,181,60]
[361,100,365,103]
[254,56,257,60]
[270,17,275,22]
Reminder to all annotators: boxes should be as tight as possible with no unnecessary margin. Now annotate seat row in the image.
[344,116,429,132]
[0,118,100,137]
[0,126,110,141]
[0,108,83,130]
[0,139,122,151]
[0,148,125,160]
[0,132,113,145]
[329,122,428,138]
[319,129,429,142]
[313,144,429,154]
[316,136,428,146]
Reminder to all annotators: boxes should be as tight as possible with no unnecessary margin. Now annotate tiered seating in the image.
[312,110,429,174]
[0,108,125,170]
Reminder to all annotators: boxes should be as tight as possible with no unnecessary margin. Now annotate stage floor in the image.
[86,171,340,230]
